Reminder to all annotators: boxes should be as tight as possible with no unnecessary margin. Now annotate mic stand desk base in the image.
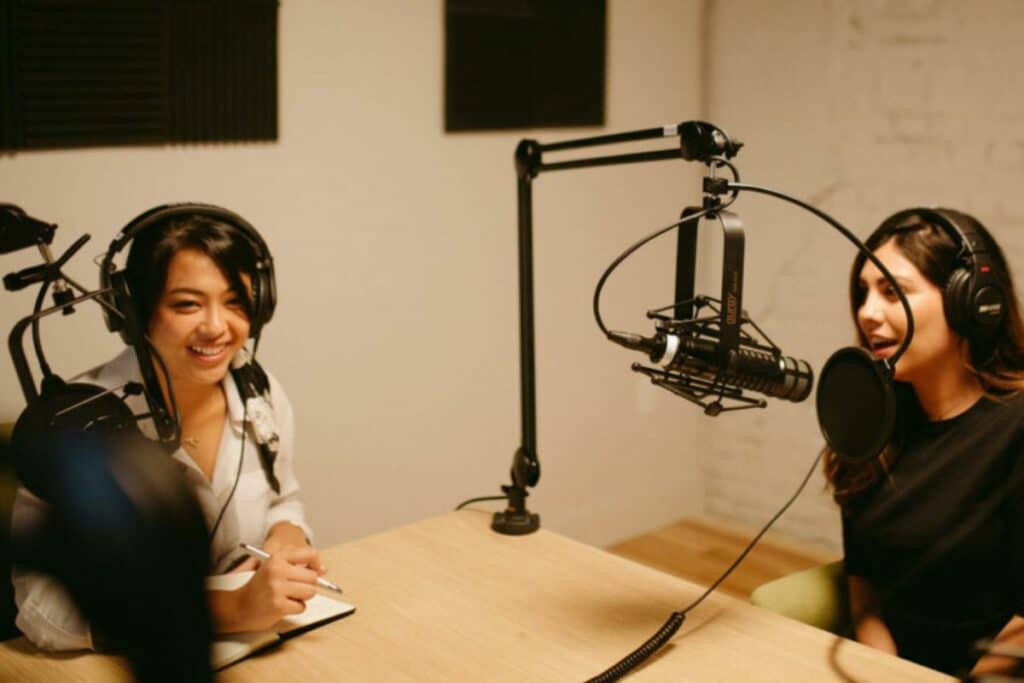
[491,484,540,535]
[492,510,540,535]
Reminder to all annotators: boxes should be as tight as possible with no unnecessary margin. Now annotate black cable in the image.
[678,450,823,615]
[454,494,509,511]
[585,612,686,683]
[31,277,52,379]
[207,336,261,542]
[586,449,824,682]
[593,206,717,336]
[592,159,739,337]
[208,400,248,541]
[143,333,181,444]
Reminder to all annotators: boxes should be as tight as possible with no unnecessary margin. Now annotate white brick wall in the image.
[700,0,1024,551]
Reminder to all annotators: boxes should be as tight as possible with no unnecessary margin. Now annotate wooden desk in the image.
[0,510,952,681]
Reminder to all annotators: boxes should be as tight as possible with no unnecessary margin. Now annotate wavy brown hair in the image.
[825,210,1024,505]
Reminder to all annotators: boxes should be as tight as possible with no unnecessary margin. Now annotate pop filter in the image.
[816,346,895,464]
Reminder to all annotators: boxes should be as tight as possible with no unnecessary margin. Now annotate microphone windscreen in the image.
[816,346,895,464]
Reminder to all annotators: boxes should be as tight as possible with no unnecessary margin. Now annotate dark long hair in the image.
[124,214,258,331]
[824,210,1024,505]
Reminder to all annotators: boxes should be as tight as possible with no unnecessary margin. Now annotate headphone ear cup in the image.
[972,283,1007,339]
[108,271,141,346]
[101,268,121,338]
[247,261,275,339]
[102,270,126,340]
[943,265,973,339]
[260,266,276,329]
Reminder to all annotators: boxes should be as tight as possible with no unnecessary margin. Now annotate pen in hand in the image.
[239,543,343,594]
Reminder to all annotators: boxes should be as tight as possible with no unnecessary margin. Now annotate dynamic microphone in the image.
[609,329,813,404]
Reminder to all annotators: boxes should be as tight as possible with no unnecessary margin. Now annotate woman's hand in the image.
[262,521,325,575]
[230,521,325,574]
[970,615,1024,676]
[210,546,321,633]
[847,575,898,655]
[853,612,898,655]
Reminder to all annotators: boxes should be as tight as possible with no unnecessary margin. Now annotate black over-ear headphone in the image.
[880,207,1006,341]
[100,203,277,343]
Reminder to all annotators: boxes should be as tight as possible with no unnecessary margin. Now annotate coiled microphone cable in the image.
[586,448,824,682]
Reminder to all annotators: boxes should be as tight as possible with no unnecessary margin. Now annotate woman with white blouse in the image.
[12,207,324,650]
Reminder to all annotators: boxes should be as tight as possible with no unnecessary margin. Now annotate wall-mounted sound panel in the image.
[0,0,277,152]
[445,0,606,132]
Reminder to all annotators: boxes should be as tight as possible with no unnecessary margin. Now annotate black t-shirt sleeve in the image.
[1002,444,1024,615]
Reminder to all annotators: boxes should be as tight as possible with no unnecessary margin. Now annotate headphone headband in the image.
[881,206,989,257]
[878,206,1004,341]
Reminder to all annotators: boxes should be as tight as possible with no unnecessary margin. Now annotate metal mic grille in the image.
[673,336,813,403]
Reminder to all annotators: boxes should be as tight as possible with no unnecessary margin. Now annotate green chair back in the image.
[749,560,852,636]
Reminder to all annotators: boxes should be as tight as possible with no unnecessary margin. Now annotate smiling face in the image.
[856,239,965,385]
[147,248,251,392]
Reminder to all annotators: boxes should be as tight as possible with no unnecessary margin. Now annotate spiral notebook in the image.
[205,571,355,670]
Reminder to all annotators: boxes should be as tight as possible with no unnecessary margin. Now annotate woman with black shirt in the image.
[825,208,1024,677]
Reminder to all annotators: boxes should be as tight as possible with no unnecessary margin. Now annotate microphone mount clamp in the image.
[634,295,789,416]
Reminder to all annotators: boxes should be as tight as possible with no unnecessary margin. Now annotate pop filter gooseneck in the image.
[724,182,915,464]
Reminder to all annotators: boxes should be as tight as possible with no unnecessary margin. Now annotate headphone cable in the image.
[592,158,739,337]
[208,401,248,541]
[207,335,260,542]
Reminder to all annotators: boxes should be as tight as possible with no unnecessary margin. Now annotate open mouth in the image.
[188,344,228,362]
[869,338,899,355]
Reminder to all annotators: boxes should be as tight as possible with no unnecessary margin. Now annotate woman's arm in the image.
[10,487,94,651]
[847,574,898,655]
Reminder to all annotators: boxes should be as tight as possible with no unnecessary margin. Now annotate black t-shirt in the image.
[842,392,1024,675]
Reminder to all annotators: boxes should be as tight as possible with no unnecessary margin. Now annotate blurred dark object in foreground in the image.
[9,429,212,682]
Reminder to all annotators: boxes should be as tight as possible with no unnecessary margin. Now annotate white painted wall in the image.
[0,1,707,548]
